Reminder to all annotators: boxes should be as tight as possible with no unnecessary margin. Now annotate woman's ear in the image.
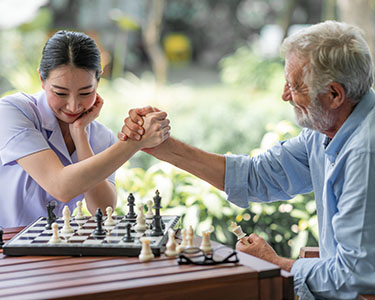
[37,68,45,89]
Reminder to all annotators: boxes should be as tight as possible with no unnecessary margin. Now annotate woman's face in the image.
[41,65,98,124]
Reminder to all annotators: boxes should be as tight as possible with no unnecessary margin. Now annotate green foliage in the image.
[219,45,285,91]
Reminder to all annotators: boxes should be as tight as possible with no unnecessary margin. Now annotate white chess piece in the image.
[75,200,84,220]
[104,206,115,226]
[187,225,194,248]
[165,229,178,257]
[176,228,188,253]
[145,199,153,219]
[61,205,73,234]
[134,203,147,232]
[200,230,213,253]
[139,237,155,262]
[231,224,250,245]
[48,222,62,243]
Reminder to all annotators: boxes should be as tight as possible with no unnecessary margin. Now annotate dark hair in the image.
[39,30,102,81]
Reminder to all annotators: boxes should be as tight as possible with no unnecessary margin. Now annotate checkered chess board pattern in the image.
[3,215,180,257]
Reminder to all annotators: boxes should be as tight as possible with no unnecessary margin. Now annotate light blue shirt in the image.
[0,91,116,228]
[225,90,375,299]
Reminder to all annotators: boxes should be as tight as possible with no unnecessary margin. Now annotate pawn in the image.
[145,199,153,219]
[61,206,73,234]
[48,223,62,244]
[134,203,147,233]
[176,228,188,253]
[139,237,155,262]
[200,230,213,254]
[104,206,115,226]
[75,201,84,220]
[165,229,178,257]
[187,225,194,247]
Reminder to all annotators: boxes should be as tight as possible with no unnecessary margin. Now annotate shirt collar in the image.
[325,89,375,157]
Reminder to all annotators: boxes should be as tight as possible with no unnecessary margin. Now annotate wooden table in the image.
[0,227,289,300]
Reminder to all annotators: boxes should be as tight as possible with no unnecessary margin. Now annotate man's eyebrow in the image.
[51,84,93,91]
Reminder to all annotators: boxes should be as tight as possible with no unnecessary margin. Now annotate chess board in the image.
[3,215,180,257]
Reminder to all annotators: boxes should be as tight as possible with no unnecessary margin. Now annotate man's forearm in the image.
[148,137,226,190]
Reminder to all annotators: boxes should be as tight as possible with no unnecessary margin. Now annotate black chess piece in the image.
[125,193,137,221]
[0,227,4,249]
[150,190,164,236]
[93,208,106,237]
[46,200,57,230]
[122,222,134,242]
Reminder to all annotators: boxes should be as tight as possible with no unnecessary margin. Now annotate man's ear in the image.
[328,82,346,109]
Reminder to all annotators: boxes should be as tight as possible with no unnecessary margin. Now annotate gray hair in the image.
[280,20,374,103]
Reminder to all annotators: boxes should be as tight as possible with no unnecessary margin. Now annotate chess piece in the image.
[0,227,4,249]
[200,230,213,254]
[125,193,137,221]
[165,229,178,257]
[104,206,115,226]
[46,200,57,229]
[231,223,250,245]
[150,190,163,236]
[139,237,155,262]
[75,200,85,220]
[48,223,62,243]
[134,203,147,233]
[186,225,194,248]
[122,222,134,242]
[61,206,73,234]
[93,208,106,237]
[146,199,153,219]
[176,228,188,253]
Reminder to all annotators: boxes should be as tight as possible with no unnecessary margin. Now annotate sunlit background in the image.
[1,0,374,258]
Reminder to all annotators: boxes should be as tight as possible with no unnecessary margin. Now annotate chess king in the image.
[0,30,171,228]
[120,21,375,299]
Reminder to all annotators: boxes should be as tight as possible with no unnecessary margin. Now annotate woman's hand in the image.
[69,93,104,141]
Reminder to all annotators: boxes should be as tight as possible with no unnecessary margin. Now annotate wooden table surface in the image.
[0,227,291,300]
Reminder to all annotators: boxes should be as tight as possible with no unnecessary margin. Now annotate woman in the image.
[0,30,170,227]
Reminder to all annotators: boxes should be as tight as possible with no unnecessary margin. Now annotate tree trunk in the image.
[337,0,375,87]
[142,0,168,84]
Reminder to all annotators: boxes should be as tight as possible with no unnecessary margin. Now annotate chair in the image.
[299,247,375,300]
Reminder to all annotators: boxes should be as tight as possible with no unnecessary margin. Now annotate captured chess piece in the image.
[104,206,115,226]
[0,227,4,249]
[46,200,57,229]
[200,229,213,254]
[61,206,74,234]
[176,228,188,253]
[139,237,155,262]
[150,190,164,236]
[165,229,178,257]
[134,203,147,233]
[93,208,106,237]
[48,223,62,244]
[125,193,137,221]
[75,200,85,220]
[231,222,250,245]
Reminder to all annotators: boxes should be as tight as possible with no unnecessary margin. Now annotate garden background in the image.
[0,0,374,259]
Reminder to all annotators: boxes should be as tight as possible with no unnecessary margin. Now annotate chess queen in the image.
[0,31,171,228]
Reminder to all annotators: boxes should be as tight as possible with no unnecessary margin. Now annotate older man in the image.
[121,21,375,299]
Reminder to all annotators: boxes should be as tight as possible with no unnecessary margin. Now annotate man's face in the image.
[282,53,333,132]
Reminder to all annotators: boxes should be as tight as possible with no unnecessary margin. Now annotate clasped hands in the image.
[118,106,170,150]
